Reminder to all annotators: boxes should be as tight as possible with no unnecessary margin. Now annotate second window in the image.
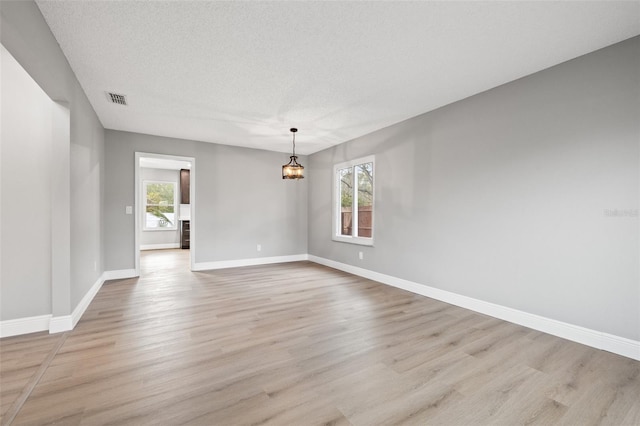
[334,155,374,245]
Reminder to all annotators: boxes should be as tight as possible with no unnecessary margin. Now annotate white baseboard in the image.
[193,254,309,271]
[50,273,107,334]
[4,273,111,337]
[6,256,638,361]
[308,255,640,361]
[103,269,138,280]
[0,314,51,338]
[140,243,180,251]
[49,315,73,333]
[71,274,105,328]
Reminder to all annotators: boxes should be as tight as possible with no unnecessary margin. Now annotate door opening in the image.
[134,152,196,276]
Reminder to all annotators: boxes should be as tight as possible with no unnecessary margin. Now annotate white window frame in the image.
[142,180,178,231]
[332,155,375,246]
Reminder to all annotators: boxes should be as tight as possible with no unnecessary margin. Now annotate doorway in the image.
[134,152,196,276]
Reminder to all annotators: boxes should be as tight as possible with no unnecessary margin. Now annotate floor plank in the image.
[1,249,639,425]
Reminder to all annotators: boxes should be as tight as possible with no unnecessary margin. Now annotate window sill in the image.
[332,235,374,246]
[143,227,178,232]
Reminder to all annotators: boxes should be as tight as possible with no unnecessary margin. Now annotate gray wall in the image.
[1,1,105,318]
[105,130,308,270]
[1,45,53,320]
[308,36,640,341]
[2,0,636,343]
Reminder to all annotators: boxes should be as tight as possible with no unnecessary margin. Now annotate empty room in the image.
[1,1,639,425]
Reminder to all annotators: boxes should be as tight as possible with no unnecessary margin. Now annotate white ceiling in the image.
[36,1,640,155]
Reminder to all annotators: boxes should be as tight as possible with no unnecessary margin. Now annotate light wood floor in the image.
[1,249,639,425]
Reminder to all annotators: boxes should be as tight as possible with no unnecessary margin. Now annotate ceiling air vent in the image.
[106,92,127,106]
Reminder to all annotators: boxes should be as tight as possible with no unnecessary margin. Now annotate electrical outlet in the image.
[359,251,363,260]
[257,244,262,252]
[94,261,98,271]
[125,205,133,215]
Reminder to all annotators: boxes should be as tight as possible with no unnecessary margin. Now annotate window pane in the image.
[356,162,373,238]
[339,167,353,236]
[333,156,374,245]
[145,182,175,229]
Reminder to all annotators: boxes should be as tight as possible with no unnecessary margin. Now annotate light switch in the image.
[125,206,133,215]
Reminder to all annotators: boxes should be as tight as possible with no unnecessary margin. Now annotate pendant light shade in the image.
[282,128,304,179]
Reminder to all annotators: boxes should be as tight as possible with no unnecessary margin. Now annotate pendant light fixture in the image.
[282,128,304,179]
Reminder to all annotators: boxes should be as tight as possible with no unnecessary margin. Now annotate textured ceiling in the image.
[36,1,640,155]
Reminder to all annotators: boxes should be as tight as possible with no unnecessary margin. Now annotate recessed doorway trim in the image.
[134,152,196,275]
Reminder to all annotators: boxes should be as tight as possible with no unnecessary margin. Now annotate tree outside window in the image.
[143,181,177,230]
[334,156,374,245]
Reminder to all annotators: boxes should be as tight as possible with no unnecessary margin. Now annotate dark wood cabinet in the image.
[180,169,190,204]
[180,169,190,249]
[181,220,190,249]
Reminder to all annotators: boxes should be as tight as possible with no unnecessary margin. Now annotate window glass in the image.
[339,166,353,236]
[356,162,373,238]
[333,156,374,245]
[144,181,177,230]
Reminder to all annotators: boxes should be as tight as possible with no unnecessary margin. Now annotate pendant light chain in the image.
[292,130,296,157]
